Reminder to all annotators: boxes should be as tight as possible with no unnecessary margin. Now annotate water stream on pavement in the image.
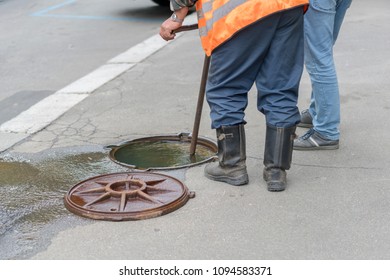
[0,148,128,259]
[0,141,212,259]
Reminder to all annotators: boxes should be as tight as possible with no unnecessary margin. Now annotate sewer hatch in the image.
[106,133,217,171]
[64,172,194,221]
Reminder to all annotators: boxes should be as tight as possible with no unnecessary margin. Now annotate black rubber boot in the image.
[263,125,296,192]
[204,124,249,186]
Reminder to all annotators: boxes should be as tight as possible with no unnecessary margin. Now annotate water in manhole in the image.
[108,133,217,170]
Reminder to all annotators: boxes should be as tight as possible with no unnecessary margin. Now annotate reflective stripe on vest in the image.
[195,0,309,56]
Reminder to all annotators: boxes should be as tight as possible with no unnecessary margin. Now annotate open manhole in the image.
[64,172,195,221]
[106,133,217,170]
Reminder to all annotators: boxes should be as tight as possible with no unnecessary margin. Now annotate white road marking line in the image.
[0,92,89,134]
[59,64,135,94]
[0,13,198,152]
[109,35,177,64]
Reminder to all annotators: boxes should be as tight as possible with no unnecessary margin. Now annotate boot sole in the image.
[293,144,339,151]
[204,173,249,186]
[267,185,285,192]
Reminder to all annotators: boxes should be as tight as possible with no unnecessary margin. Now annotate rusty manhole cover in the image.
[64,172,194,221]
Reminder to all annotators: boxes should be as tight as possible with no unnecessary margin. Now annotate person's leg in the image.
[256,7,305,191]
[333,0,352,43]
[205,20,276,129]
[302,0,352,130]
[304,0,340,140]
[295,0,352,150]
[204,12,283,186]
[256,9,304,128]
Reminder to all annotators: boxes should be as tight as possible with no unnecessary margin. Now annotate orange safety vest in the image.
[196,0,309,56]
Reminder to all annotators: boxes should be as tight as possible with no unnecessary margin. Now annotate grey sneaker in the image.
[298,109,313,128]
[294,128,339,150]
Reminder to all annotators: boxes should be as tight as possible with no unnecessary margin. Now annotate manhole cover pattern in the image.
[64,172,193,221]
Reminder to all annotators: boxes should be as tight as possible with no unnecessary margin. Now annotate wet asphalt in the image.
[2,0,390,260]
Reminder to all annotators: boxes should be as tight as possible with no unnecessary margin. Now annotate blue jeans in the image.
[206,7,305,129]
[305,0,352,140]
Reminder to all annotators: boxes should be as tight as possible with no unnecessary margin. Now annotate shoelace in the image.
[301,128,315,140]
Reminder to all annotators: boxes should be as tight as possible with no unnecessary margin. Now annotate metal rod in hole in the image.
[171,24,209,156]
[190,54,210,156]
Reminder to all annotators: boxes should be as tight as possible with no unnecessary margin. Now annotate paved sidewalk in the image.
[7,0,390,259]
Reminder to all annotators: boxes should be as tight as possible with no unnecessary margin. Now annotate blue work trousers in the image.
[206,7,305,129]
[305,0,352,140]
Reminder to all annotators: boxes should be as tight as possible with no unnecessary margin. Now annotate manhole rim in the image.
[106,132,218,171]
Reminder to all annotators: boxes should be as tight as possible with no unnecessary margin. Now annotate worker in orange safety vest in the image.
[160,0,309,192]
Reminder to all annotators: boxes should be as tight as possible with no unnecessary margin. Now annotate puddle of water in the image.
[0,149,128,259]
[112,140,216,169]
